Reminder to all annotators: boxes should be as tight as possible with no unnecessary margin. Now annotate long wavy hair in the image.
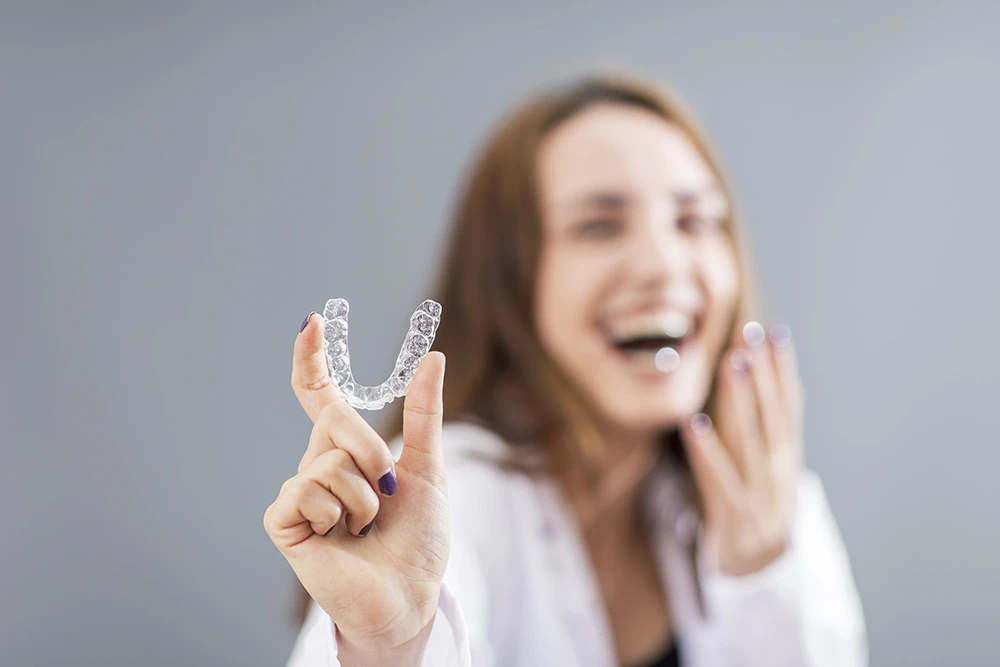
[294,71,761,625]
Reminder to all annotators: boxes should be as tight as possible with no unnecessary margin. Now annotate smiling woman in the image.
[534,102,741,449]
[267,72,867,667]
[379,74,762,477]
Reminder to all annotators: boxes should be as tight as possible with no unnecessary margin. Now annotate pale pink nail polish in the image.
[742,321,766,347]
[730,349,751,372]
[691,412,712,435]
[768,323,792,348]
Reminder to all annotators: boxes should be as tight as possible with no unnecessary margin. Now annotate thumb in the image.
[399,351,446,475]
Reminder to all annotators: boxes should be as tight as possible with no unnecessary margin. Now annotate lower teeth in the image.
[620,345,681,372]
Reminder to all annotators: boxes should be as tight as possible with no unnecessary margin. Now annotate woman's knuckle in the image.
[302,373,333,392]
[354,480,380,514]
[313,448,346,477]
[287,478,313,505]
[330,447,352,468]
[361,447,388,474]
[404,402,442,419]
[319,399,346,425]
[296,456,310,475]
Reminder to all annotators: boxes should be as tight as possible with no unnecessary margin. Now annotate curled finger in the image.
[264,476,344,550]
[299,399,398,501]
[301,448,381,536]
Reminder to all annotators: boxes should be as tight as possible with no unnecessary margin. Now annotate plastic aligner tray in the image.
[322,298,442,410]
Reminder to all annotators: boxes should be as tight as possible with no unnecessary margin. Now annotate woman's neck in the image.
[562,428,663,555]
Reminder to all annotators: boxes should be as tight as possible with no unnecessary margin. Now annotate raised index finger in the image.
[291,312,341,423]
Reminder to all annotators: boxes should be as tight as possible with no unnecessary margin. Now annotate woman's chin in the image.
[596,357,708,424]
[574,345,710,434]
[596,386,704,434]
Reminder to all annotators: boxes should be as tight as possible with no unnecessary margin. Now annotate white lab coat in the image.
[286,421,868,666]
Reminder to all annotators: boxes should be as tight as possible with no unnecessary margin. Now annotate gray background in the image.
[2,1,998,665]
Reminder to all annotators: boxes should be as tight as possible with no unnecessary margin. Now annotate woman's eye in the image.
[575,218,621,238]
[679,214,724,234]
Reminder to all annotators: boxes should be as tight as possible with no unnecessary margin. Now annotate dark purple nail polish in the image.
[378,470,397,496]
[300,312,315,333]
[359,519,374,536]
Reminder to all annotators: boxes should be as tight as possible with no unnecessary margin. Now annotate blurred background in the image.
[2,2,998,665]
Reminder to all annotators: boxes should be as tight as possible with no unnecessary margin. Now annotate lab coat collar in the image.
[532,455,702,667]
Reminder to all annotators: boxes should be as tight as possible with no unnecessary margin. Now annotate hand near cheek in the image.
[681,321,805,577]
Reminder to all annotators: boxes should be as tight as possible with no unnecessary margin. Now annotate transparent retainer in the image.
[322,298,442,410]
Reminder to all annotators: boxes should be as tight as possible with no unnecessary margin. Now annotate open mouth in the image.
[601,311,700,374]
[609,334,688,369]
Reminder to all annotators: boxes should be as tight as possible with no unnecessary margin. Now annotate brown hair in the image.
[293,70,761,625]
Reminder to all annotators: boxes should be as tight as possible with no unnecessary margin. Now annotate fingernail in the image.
[300,312,315,333]
[691,412,712,435]
[359,519,374,536]
[730,348,751,372]
[324,523,336,536]
[378,470,397,496]
[742,321,766,347]
[768,323,792,348]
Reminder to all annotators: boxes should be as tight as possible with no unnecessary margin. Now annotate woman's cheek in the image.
[703,244,740,314]
[537,255,594,371]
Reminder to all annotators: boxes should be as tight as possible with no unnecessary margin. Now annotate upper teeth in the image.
[607,311,691,342]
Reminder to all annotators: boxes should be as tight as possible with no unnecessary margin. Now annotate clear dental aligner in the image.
[322,298,442,410]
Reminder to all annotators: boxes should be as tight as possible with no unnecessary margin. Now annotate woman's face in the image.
[534,103,739,440]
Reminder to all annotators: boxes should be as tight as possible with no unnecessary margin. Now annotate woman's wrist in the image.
[334,615,436,667]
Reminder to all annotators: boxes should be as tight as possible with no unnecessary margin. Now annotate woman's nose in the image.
[628,214,693,285]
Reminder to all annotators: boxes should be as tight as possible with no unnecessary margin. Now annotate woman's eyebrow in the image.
[561,192,630,212]
[675,187,727,206]
[560,187,727,212]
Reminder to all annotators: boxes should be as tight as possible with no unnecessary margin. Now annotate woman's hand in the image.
[681,321,804,577]
[263,313,450,655]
